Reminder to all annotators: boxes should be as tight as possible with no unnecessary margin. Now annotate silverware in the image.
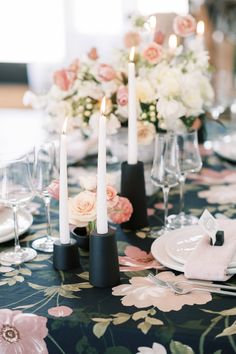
[147,273,236,296]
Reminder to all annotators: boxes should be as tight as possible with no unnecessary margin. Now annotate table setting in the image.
[0,12,236,354]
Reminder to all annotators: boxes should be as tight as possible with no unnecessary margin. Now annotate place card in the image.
[199,209,218,245]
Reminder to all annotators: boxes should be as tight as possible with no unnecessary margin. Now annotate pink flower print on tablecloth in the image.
[119,246,163,272]
[112,271,212,311]
[189,168,236,185]
[0,309,48,354]
[198,184,236,204]
[48,306,73,318]
[137,342,167,354]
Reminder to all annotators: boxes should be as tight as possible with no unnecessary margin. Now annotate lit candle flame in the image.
[62,117,69,135]
[100,96,107,115]
[196,21,205,36]
[129,46,135,62]
[168,34,177,50]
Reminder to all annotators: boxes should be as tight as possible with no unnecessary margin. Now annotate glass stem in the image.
[179,173,186,215]
[44,196,52,240]
[163,186,170,229]
[12,204,21,253]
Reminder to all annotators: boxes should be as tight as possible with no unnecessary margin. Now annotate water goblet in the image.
[150,133,179,237]
[31,141,58,252]
[0,154,37,265]
[168,130,202,228]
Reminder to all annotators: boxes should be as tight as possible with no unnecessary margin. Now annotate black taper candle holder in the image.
[53,238,80,270]
[89,229,120,288]
[120,161,148,230]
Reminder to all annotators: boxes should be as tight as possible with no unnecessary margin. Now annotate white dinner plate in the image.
[213,134,236,162]
[151,227,236,276]
[165,219,236,269]
[0,208,33,243]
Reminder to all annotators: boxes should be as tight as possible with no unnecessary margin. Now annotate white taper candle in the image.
[128,46,138,165]
[59,117,70,244]
[96,97,108,234]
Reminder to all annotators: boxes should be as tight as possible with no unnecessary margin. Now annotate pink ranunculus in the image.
[68,58,80,73]
[117,86,128,107]
[173,15,196,37]
[53,69,76,91]
[68,190,97,227]
[142,43,163,64]
[98,64,116,82]
[153,30,165,45]
[123,31,141,48]
[48,306,73,318]
[88,47,99,60]
[108,196,133,224]
[47,179,59,200]
[106,185,119,209]
[0,309,48,354]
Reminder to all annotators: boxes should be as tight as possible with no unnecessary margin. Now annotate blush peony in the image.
[53,69,76,91]
[108,196,133,224]
[142,43,163,64]
[173,15,196,37]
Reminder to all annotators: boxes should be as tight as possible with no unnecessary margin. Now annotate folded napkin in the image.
[184,234,236,281]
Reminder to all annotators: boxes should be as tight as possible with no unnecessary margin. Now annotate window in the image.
[0,0,65,63]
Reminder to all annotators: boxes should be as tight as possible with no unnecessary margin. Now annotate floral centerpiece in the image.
[24,14,214,145]
[48,176,133,231]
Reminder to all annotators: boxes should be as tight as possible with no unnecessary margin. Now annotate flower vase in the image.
[70,226,90,251]
[109,127,154,164]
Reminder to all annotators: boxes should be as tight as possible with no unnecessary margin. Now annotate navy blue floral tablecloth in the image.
[0,146,236,354]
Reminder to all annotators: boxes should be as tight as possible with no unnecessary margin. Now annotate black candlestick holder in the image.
[89,228,120,288]
[120,161,148,230]
[53,238,80,270]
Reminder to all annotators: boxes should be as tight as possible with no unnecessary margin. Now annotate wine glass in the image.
[168,130,202,228]
[31,141,58,252]
[0,154,37,265]
[150,133,179,237]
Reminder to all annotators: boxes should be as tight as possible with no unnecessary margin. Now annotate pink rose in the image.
[117,86,128,106]
[106,185,119,209]
[68,58,80,73]
[124,31,141,48]
[142,43,163,64]
[48,306,73,318]
[53,69,76,91]
[0,309,48,354]
[47,179,59,200]
[98,64,116,82]
[68,190,97,227]
[153,30,165,45]
[173,15,196,37]
[88,47,99,60]
[108,196,133,224]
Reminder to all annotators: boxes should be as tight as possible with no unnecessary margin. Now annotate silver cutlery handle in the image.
[193,287,236,297]
[176,280,236,292]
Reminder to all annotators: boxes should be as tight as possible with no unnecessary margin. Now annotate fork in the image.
[147,273,236,296]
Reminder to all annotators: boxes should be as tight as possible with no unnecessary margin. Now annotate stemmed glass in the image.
[0,154,37,265]
[150,133,179,237]
[168,130,202,228]
[31,141,58,252]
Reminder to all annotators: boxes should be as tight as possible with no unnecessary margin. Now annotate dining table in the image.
[0,109,236,354]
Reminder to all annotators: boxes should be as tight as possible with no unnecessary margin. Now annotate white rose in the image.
[157,98,186,131]
[157,69,181,97]
[200,76,214,106]
[136,78,156,103]
[137,121,156,145]
[107,114,121,135]
[68,190,97,227]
